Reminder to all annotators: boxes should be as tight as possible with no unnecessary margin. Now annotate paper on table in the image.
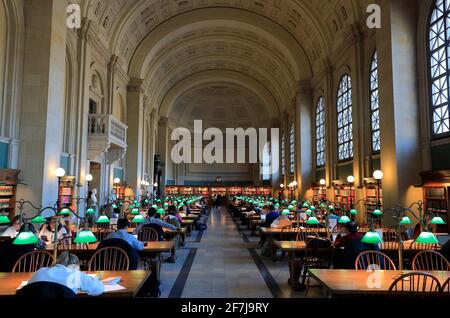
[104,284,126,292]
[16,281,28,290]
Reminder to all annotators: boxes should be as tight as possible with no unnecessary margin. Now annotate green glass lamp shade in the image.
[281,209,291,215]
[319,203,326,208]
[157,208,165,215]
[13,231,39,245]
[415,231,439,244]
[361,231,383,244]
[112,204,118,209]
[302,202,310,208]
[291,200,297,205]
[305,209,312,216]
[131,208,139,215]
[372,209,383,216]
[328,205,334,210]
[179,203,185,207]
[338,215,351,223]
[164,203,169,207]
[151,205,157,209]
[306,216,320,225]
[275,199,279,203]
[156,199,161,203]
[30,215,46,224]
[86,208,95,215]
[430,216,446,225]
[136,203,141,208]
[60,208,71,216]
[73,230,97,243]
[0,215,10,224]
[349,209,358,215]
[131,215,145,223]
[310,206,316,211]
[144,199,149,204]
[288,205,294,211]
[400,216,412,225]
[97,215,110,223]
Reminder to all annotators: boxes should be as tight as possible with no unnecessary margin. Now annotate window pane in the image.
[370,52,381,152]
[337,74,353,160]
[289,124,295,174]
[315,97,326,167]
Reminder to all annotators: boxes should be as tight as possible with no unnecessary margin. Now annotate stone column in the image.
[377,0,422,223]
[17,0,67,208]
[126,78,145,196]
[270,119,281,194]
[295,81,313,198]
[324,59,335,199]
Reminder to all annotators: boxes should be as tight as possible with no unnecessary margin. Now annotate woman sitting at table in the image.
[39,219,67,242]
[28,251,104,296]
[1,215,21,238]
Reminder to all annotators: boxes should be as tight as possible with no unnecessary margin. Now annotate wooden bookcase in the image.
[420,170,450,233]
[332,181,353,212]
[228,187,242,196]
[242,187,256,196]
[311,184,326,203]
[211,187,227,196]
[59,176,75,208]
[0,169,20,218]
[363,178,383,215]
[165,186,179,195]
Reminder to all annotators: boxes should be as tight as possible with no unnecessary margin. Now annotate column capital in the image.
[77,18,93,42]
[127,78,144,93]
[158,116,169,126]
[107,55,119,72]
[296,80,312,96]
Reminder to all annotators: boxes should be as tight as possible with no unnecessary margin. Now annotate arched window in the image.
[337,74,353,161]
[289,124,295,174]
[370,51,380,152]
[281,133,285,176]
[315,97,326,167]
[429,0,450,136]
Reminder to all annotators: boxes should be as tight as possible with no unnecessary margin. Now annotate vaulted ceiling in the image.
[79,0,370,126]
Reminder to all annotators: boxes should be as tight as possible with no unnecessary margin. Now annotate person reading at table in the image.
[1,215,21,238]
[270,210,292,228]
[133,207,178,235]
[263,205,279,228]
[38,219,68,242]
[28,251,104,296]
[105,218,144,251]
[164,208,181,228]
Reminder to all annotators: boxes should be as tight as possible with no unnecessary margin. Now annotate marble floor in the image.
[157,206,325,298]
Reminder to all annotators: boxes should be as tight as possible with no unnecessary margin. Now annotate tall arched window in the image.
[281,133,285,176]
[337,74,353,161]
[315,97,326,167]
[428,0,450,136]
[289,124,295,174]
[370,51,380,152]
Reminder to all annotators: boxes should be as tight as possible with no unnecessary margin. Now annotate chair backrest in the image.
[355,250,397,270]
[412,250,450,271]
[388,272,442,296]
[15,281,76,299]
[138,226,160,242]
[97,238,139,270]
[304,237,333,268]
[442,278,450,293]
[88,246,130,271]
[12,250,55,273]
[95,226,115,242]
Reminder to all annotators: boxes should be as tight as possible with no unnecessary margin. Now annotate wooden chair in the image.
[404,241,440,269]
[95,226,114,242]
[137,226,159,242]
[88,246,130,271]
[442,278,450,293]
[355,250,397,270]
[12,251,55,273]
[301,237,334,296]
[412,250,450,271]
[388,272,442,297]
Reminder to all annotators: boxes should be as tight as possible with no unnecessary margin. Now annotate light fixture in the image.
[288,205,294,211]
[373,170,384,180]
[349,209,358,215]
[280,183,284,188]
[292,181,298,187]
[131,215,145,223]
[281,209,291,215]
[157,208,165,214]
[0,215,10,224]
[415,231,439,244]
[73,229,97,243]
[430,216,446,225]
[347,175,355,183]
[13,224,39,245]
[86,208,95,215]
[338,215,351,223]
[319,179,326,186]
[302,202,310,208]
[140,180,147,186]
[85,174,93,182]
[153,182,158,187]
[60,208,71,216]
[372,209,383,216]
[113,178,120,184]
[97,215,110,223]
[306,216,320,225]
[361,231,383,244]
[400,216,412,225]
[131,208,139,215]
[55,168,66,178]
[305,209,312,216]
[30,215,46,224]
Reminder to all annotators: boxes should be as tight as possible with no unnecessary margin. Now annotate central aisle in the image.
[181,206,273,298]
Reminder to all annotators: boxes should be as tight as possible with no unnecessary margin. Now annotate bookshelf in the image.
[211,187,227,196]
[59,176,75,208]
[165,186,179,195]
[311,184,326,203]
[363,178,383,214]
[228,187,242,196]
[180,187,194,195]
[242,187,256,196]
[0,169,20,218]
[420,170,450,233]
[332,181,353,212]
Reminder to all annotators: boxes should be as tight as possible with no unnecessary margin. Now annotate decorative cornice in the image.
[297,80,312,96]
[127,78,144,93]
[77,18,92,41]
[107,55,119,72]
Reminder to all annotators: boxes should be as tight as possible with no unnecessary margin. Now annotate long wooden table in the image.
[308,269,450,297]
[0,270,151,297]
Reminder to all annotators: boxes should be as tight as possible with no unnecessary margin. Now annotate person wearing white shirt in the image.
[38,220,68,242]
[1,215,21,238]
[28,251,104,296]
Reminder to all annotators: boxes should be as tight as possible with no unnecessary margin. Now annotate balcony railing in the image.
[88,114,127,148]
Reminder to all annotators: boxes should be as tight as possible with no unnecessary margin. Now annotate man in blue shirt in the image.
[133,207,178,235]
[106,219,144,251]
[264,205,280,228]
